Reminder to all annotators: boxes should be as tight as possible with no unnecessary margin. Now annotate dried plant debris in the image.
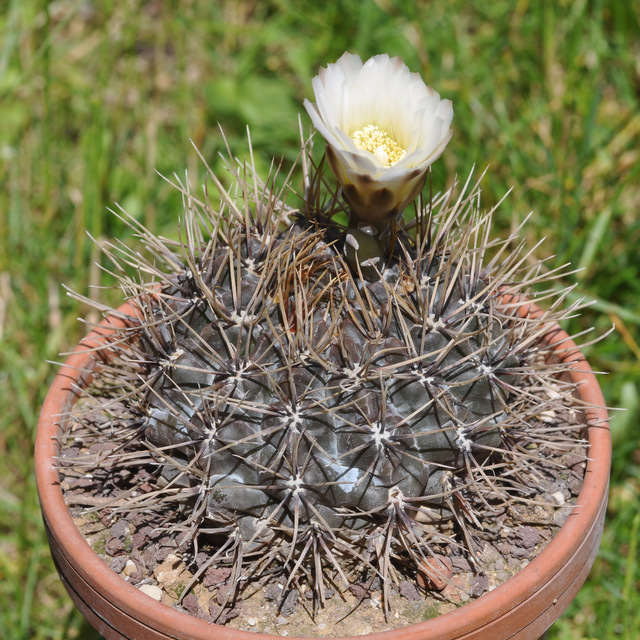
[57,136,593,634]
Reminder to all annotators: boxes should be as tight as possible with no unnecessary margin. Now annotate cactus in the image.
[64,54,591,620]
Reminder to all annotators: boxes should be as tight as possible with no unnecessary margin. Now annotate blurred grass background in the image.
[1,0,639,638]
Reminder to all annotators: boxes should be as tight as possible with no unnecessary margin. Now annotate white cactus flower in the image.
[304,52,453,230]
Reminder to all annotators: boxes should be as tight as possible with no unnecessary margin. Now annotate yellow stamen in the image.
[351,124,406,167]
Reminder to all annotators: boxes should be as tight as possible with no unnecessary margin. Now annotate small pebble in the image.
[182,593,200,616]
[552,491,565,505]
[279,589,299,617]
[105,537,125,556]
[516,526,540,549]
[110,520,130,540]
[162,553,181,568]
[470,574,489,597]
[264,583,283,601]
[416,555,453,591]
[247,617,257,626]
[139,584,163,601]
[110,556,128,573]
[123,560,137,576]
[399,580,421,602]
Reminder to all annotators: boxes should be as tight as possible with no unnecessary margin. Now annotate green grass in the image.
[1,0,638,638]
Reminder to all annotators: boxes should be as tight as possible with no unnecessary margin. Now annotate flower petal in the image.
[305,52,453,229]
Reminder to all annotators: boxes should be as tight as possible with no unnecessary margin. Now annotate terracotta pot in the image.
[35,302,611,640]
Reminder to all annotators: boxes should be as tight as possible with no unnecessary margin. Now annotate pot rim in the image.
[35,301,611,640]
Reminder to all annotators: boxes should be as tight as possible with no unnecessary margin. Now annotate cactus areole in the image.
[36,53,610,637]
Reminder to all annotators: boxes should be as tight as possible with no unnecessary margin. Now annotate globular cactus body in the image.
[141,208,512,546]
[69,138,586,618]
